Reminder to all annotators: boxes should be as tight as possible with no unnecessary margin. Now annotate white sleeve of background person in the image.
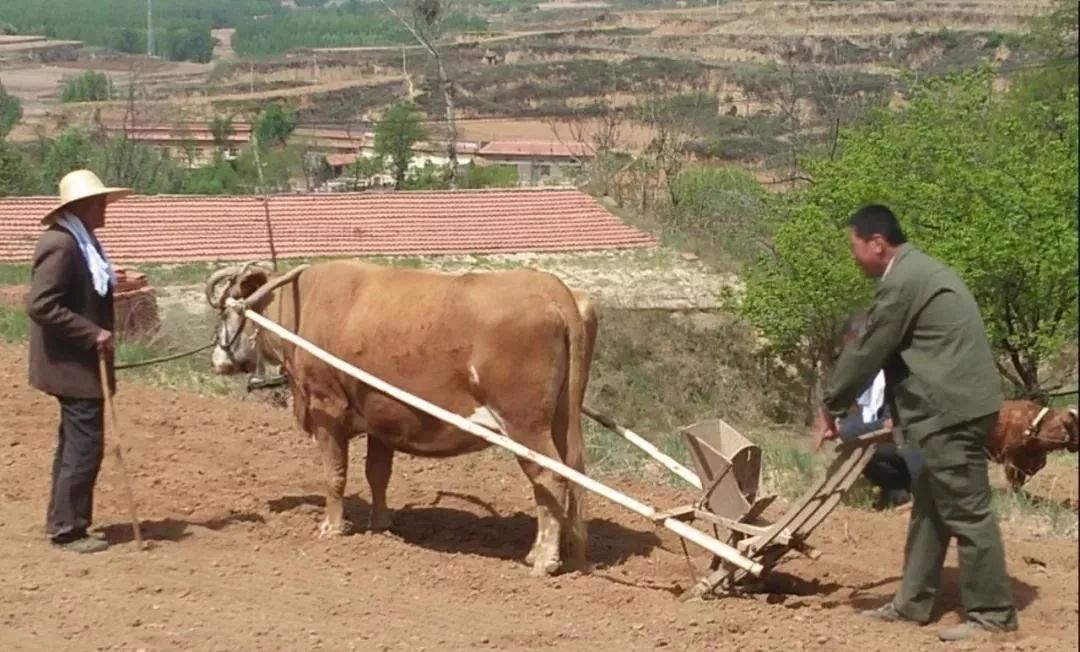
[861,370,886,423]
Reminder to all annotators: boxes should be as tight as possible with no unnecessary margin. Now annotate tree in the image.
[550,90,630,198]
[634,93,709,208]
[181,160,244,195]
[379,0,462,186]
[106,27,144,55]
[460,162,517,189]
[1009,0,1078,110]
[374,101,426,189]
[41,128,95,189]
[0,80,22,139]
[254,104,297,148]
[740,65,1079,406]
[208,115,235,157]
[349,154,388,190]
[163,27,214,64]
[97,135,183,193]
[0,139,35,196]
[60,71,113,103]
[669,165,772,264]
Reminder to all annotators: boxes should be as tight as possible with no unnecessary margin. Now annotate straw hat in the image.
[41,169,133,225]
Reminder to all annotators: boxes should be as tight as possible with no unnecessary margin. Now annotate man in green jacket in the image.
[816,204,1017,642]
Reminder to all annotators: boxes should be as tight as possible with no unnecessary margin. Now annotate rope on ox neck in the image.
[1024,407,1051,440]
[1019,406,1075,445]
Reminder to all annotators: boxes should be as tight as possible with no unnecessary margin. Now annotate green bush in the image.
[232,5,487,56]
[461,163,518,188]
[60,71,113,103]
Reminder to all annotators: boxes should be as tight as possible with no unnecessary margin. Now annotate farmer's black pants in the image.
[46,397,105,543]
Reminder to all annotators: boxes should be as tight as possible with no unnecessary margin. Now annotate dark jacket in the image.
[26,225,115,399]
[823,243,1002,449]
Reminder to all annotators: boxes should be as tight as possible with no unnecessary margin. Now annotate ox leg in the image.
[1005,466,1027,492]
[517,454,568,577]
[552,392,587,571]
[365,436,395,532]
[315,429,351,537]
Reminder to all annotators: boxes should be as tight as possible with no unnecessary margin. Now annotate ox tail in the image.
[554,292,588,564]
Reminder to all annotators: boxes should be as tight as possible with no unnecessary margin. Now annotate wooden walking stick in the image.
[98,351,145,550]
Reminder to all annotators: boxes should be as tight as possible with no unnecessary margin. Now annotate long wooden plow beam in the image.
[583,405,703,490]
[230,301,764,578]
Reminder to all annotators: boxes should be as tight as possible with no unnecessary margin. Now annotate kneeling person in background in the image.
[835,316,923,509]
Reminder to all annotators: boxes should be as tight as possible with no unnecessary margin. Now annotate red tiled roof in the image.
[102,122,254,134]
[0,189,657,263]
[478,140,593,159]
[101,129,252,145]
[324,153,358,167]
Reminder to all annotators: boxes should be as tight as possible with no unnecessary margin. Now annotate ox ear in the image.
[238,268,272,300]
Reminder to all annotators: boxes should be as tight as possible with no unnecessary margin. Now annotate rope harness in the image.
[113,262,295,374]
[1017,407,1078,446]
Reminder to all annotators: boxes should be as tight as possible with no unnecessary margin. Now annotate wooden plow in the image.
[229,300,884,600]
[584,407,890,600]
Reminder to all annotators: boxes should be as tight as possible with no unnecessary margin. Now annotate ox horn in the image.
[240,264,311,311]
[205,265,241,308]
[205,260,268,308]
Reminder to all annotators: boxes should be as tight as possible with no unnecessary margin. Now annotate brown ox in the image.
[987,400,1078,491]
[206,260,595,576]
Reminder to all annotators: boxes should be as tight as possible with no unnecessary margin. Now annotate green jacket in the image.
[823,243,1002,444]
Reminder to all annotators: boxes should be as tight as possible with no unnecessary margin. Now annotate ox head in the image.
[1061,407,1079,453]
[1038,406,1079,453]
[205,261,273,375]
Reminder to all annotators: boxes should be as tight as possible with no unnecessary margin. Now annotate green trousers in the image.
[892,413,1018,629]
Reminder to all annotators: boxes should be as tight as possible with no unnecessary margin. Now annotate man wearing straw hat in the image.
[25,169,131,553]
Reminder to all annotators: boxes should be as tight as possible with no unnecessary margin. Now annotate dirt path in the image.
[1,342,1076,651]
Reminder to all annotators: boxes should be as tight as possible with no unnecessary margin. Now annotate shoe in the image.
[861,603,920,624]
[51,536,109,554]
[938,620,1015,642]
[873,489,911,510]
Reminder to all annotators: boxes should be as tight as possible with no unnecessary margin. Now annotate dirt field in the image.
[1,342,1076,651]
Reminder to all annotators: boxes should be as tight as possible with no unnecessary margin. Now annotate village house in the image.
[476,140,593,187]
[96,122,591,190]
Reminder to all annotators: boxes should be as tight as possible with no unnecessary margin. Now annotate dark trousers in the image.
[46,397,105,543]
[893,413,1017,628]
[837,415,920,494]
[864,443,912,492]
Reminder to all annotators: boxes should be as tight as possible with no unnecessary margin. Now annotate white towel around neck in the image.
[55,212,116,297]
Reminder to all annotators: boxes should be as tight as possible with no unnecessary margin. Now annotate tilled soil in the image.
[1,343,1076,652]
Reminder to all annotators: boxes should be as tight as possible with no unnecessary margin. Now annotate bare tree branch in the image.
[379,0,460,187]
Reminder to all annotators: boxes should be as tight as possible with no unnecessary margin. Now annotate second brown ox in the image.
[987,400,1078,491]
[206,260,598,576]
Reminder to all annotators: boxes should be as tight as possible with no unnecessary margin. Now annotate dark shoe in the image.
[52,536,109,554]
[873,489,911,510]
[886,490,911,508]
[861,603,920,624]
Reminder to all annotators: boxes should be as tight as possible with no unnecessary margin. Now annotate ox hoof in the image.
[367,512,393,533]
[528,549,562,577]
[317,519,349,538]
[529,558,562,577]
